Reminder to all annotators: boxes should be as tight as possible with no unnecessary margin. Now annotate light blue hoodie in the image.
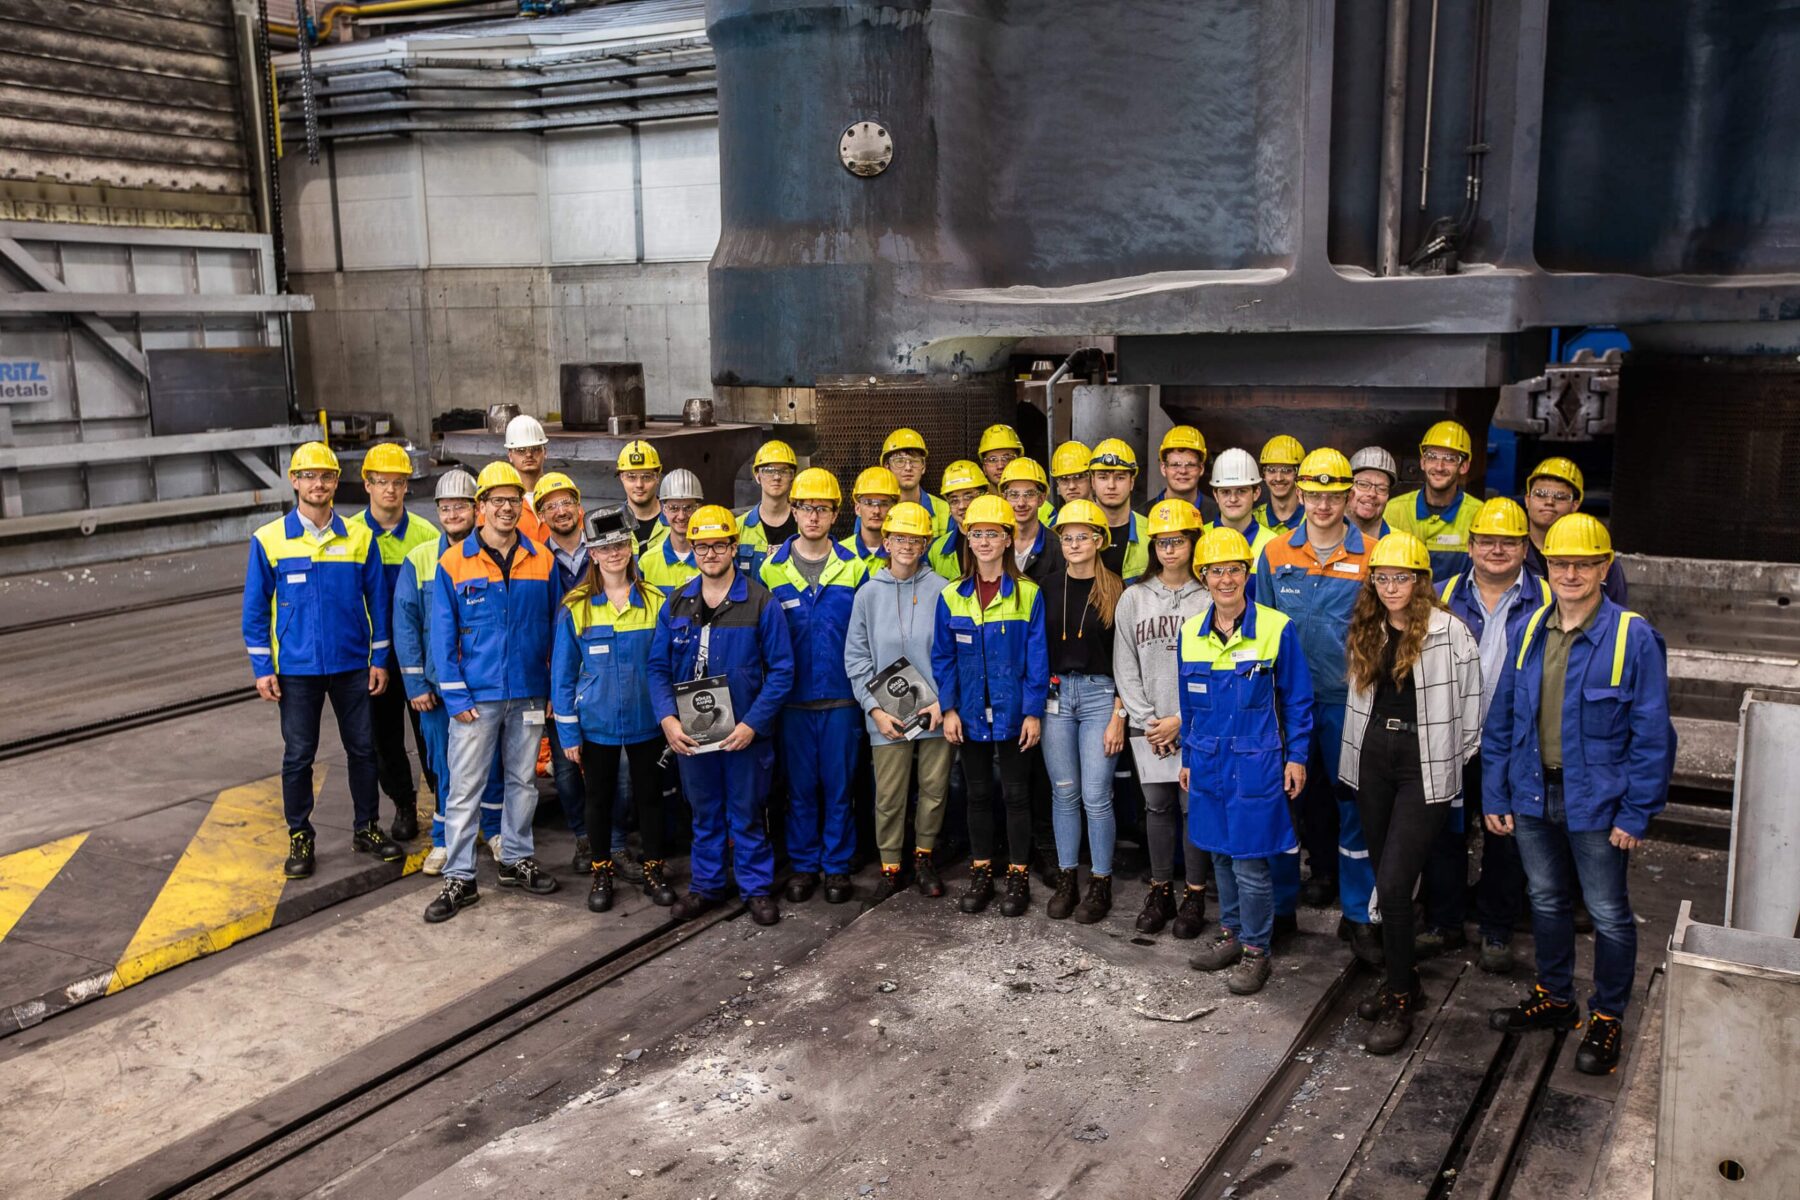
[844,562,951,743]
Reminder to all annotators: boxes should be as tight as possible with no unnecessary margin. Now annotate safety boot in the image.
[389,804,420,843]
[1171,885,1208,939]
[958,863,996,913]
[587,861,615,913]
[784,872,819,903]
[423,878,479,923]
[1071,874,1112,925]
[1226,946,1272,995]
[913,850,944,897]
[746,894,780,926]
[1574,1013,1623,1075]
[823,873,855,904]
[869,865,906,904]
[1488,984,1580,1034]
[1046,868,1080,920]
[284,830,315,879]
[1136,881,1176,933]
[641,859,676,907]
[1190,931,1243,972]
[497,856,558,894]
[998,864,1032,917]
[571,836,592,876]
[1365,989,1416,1055]
[671,891,718,921]
[1359,972,1424,1021]
[353,822,404,862]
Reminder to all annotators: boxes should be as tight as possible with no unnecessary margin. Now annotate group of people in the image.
[242,413,1672,1075]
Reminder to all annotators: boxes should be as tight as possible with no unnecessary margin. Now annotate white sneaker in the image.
[485,833,503,859]
[421,847,448,876]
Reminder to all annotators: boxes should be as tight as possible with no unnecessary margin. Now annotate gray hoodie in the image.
[1112,575,1211,730]
[844,563,951,743]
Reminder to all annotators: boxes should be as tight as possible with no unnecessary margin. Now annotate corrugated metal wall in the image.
[0,0,255,230]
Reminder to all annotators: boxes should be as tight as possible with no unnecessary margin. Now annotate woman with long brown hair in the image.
[1338,531,1482,1056]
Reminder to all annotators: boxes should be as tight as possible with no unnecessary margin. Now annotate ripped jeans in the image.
[1040,672,1120,875]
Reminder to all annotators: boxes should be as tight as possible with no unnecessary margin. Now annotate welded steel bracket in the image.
[1492,347,1622,441]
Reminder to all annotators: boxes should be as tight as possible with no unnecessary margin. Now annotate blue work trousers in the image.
[420,704,502,847]
[1214,853,1275,953]
[1041,672,1120,875]
[545,720,589,838]
[680,741,777,898]
[277,670,380,833]
[1308,700,1375,923]
[442,698,544,881]
[780,706,861,875]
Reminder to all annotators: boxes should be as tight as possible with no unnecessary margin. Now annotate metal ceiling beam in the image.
[0,290,313,316]
[0,236,148,379]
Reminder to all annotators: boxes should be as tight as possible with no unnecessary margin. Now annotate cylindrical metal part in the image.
[1378,0,1413,276]
[1071,384,1152,502]
[560,362,645,432]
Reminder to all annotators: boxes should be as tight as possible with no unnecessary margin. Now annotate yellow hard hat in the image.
[1420,419,1473,458]
[687,504,739,542]
[1259,434,1306,467]
[977,424,1025,458]
[753,439,798,470]
[999,458,1048,491]
[532,471,581,508]
[963,493,1017,531]
[883,501,934,538]
[360,442,412,478]
[852,465,901,499]
[616,440,662,473]
[881,428,928,460]
[1297,447,1354,492]
[1369,531,1433,574]
[475,461,525,499]
[1528,456,1585,504]
[1470,495,1529,539]
[790,467,842,505]
[290,441,341,474]
[1543,512,1613,562]
[1159,425,1206,460]
[1145,497,1204,537]
[1052,499,1111,548]
[941,459,987,496]
[1089,437,1139,473]
[1194,525,1253,569]
[1050,440,1092,477]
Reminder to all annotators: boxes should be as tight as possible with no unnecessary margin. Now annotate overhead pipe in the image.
[274,34,711,78]
[1377,0,1412,276]
[269,0,508,43]
[290,76,714,119]
[274,47,714,98]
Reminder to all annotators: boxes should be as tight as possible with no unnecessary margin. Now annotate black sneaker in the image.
[1489,985,1580,1033]
[587,862,614,913]
[1136,881,1176,933]
[1172,886,1208,939]
[914,850,944,897]
[389,804,420,842]
[1574,1013,1623,1075]
[1365,988,1416,1055]
[353,822,404,862]
[869,866,905,904]
[284,829,315,879]
[823,873,855,904]
[1046,868,1080,920]
[1071,874,1112,925]
[958,863,996,914]
[784,872,819,903]
[1300,876,1337,908]
[424,878,479,923]
[641,859,676,907]
[1414,925,1467,959]
[498,856,559,895]
[571,837,592,876]
[998,865,1032,917]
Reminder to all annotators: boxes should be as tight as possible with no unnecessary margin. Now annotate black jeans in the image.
[962,738,1033,867]
[1357,722,1449,995]
[583,738,669,862]
[367,679,423,807]
[278,670,380,834]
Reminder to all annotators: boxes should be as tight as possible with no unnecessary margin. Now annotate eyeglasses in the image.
[1262,466,1297,479]
[485,496,523,510]
[1204,565,1246,580]
[292,470,337,483]
[1422,450,1466,466]
[966,529,1007,542]
[795,503,836,516]
[619,471,660,485]
[691,542,735,558]
[885,452,925,468]
[857,497,896,509]
[1351,480,1391,497]
[886,535,928,551]
[756,465,796,478]
[1001,489,1041,503]
[1152,537,1192,552]
[539,499,579,515]
[1058,530,1099,545]
[1371,572,1417,587]
[1528,487,1576,504]
[662,502,699,517]
[365,477,407,491]
[510,446,545,458]
[1546,558,1608,574]
[1470,536,1520,552]
[980,452,1017,467]
[437,500,473,514]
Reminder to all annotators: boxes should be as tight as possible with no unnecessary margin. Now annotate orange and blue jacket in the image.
[430,532,559,715]
[242,509,387,678]
[1254,524,1373,703]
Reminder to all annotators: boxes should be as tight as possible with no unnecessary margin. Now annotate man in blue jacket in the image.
[1483,514,1674,1076]
[650,505,795,927]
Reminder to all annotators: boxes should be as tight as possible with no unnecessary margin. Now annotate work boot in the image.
[823,873,855,904]
[1414,925,1467,959]
[1190,931,1243,972]
[420,846,447,876]
[869,866,905,904]
[671,891,717,921]
[389,804,419,843]
[958,863,995,913]
[784,872,819,903]
[613,845,646,884]
[746,894,780,926]
[1345,919,1385,966]
[284,830,315,879]
[1479,939,1514,975]
[587,861,615,913]
[1135,881,1175,932]
[1046,868,1080,920]
[423,878,479,923]
[998,865,1032,918]
[571,837,592,876]
[1172,886,1208,939]
[497,856,558,895]
[353,822,404,863]
[1226,946,1272,995]
[1033,846,1060,889]
[1359,972,1424,1021]
[641,859,676,907]
[1365,989,1416,1055]
[1575,1013,1624,1075]
[914,850,944,897]
[1300,875,1337,908]
[1071,875,1112,925]
[1488,984,1580,1034]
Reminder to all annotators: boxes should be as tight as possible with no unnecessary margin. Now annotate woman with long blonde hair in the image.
[1338,531,1482,1057]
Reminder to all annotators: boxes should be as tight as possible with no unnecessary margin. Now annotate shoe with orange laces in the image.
[1488,984,1580,1033]
[1574,1012,1623,1075]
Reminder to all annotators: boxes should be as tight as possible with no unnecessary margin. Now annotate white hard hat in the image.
[1350,445,1398,482]
[1209,447,1260,489]
[434,468,478,501]
[658,468,703,502]
[503,414,549,449]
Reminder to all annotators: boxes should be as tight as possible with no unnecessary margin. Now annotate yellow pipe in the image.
[272,0,491,44]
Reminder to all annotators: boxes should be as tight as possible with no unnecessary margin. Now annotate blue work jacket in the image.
[242,509,388,678]
[758,538,868,704]
[648,571,795,738]
[348,507,438,670]
[930,572,1050,742]
[551,580,664,745]
[394,533,451,699]
[1440,569,1551,645]
[429,532,558,714]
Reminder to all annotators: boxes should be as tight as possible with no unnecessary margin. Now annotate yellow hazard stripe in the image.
[1612,612,1638,687]
[0,832,88,943]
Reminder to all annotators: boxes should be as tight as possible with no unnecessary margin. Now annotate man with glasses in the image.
[535,471,599,871]
[1151,425,1215,521]
[244,441,405,880]
[929,459,989,581]
[640,469,705,590]
[1089,438,1150,581]
[349,442,438,843]
[1254,435,1306,533]
[1204,448,1279,570]
[1347,446,1397,541]
[1521,456,1627,603]
[502,415,552,545]
[615,440,666,548]
[977,423,1025,487]
[881,428,951,536]
[840,465,901,569]
[1000,458,1063,583]
[1483,513,1672,1076]
[1256,447,1380,961]
[1051,441,1093,507]
[737,439,799,574]
[424,461,562,923]
[1385,420,1483,580]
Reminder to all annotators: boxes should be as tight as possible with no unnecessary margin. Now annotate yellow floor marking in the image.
[0,833,88,943]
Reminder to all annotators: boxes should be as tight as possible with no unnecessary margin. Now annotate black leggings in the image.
[583,738,668,863]
[1357,723,1450,995]
[961,738,1033,867]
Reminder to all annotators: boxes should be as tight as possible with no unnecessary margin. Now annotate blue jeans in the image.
[1041,673,1121,874]
[420,703,502,848]
[1512,777,1637,1018]
[442,698,545,881]
[1213,853,1275,953]
[277,670,380,833]
[545,720,588,838]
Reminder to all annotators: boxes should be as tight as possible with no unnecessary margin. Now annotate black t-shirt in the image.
[1370,623,1418,723]
[1044,569,1115,677]
[761,512,797,546]
[1099,524,1130,578]
[483,540,513,582]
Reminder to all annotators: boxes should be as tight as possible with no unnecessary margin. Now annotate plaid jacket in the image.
[1338,607,1483,805]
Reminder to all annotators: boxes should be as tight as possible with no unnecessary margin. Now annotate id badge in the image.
[1044,676,1062,715]
[522,709,545,727]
